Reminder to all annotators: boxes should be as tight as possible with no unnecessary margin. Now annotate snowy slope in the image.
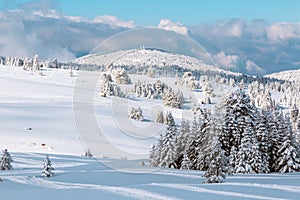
[265,69,300,83]
[1,152,299,200]
[1,65,300,200]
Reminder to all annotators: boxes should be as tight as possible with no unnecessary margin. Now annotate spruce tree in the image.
[160,112,178,168]
[274,115,300,173]
[255,111,270,173]
[203,134,226,184]
[0,149,13,170]
[156,111,164,124]
[180,152,192,170]
[235,123,262,174]
[42,156,54,178]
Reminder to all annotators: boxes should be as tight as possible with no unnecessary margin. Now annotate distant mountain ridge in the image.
[73,48,239,75]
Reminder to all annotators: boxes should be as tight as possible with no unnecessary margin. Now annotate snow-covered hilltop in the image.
[265,69,300,83]
[73,48,238,75]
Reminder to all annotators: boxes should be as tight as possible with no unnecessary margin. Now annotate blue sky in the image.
[1,0,300,25]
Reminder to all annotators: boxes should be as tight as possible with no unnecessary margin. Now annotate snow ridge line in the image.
[7,176,181,200]
[150,183,289,200]
[223,182,300,194]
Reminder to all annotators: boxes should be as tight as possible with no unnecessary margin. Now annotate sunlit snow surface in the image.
[0,65,299,200]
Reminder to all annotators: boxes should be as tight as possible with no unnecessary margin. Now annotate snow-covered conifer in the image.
[156,111,164,124]
[180,152,192,170]
[129,107,144,121]
[42,156,54,178]
[235,123,262,174]
[0,149,13,170]
[203,134,226,184]
[274,115,300,173]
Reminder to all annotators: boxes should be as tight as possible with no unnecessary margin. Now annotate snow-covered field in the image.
[0,65,300,199]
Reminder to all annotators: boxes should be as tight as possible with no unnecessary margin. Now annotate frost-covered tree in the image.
[162,88,183,108]
[186,115,199,170]
[175,119,191,167]
[180,151,192,170]
[274,115,300,173]
[195,109,211,171]
[42,156,54,178]
[0,149,13,170]
[100,81,124,97]
[112,68,131,84]
[164,111,175,126]
[149,133,165,167]
[129,107,144,121]
[255,111,270,173]
[33,54,40,71]
[202,82,214,104]
[203,134,226,184]
[235,123,262,174]
[269,112,286,172]
[156,111,164,124]
[85,149,93,157]
[159,112,178,168]
[228,146,237,174]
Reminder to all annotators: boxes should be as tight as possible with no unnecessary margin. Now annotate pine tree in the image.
[203,134,226,184]
[160,112,178,168]
[186,115,198,170]
[195,109,211,171]
[228,146,237,174]
[269,112,286,172]
[156,111,164,124]
[255,111,270,173]
[42,156,54,178]
[0,149,13,170]
[274,115,300,173]
[150,133,164,167]
[175,119,190,167]
[235,122,262,174]
[180,152,192,170]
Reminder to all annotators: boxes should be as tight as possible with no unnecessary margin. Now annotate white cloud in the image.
[212,51,240,69]
[245,60,265,75]
[157,19,189,36]
[0,10,129,61]
[94,15,136,29]
[266,23,300,42]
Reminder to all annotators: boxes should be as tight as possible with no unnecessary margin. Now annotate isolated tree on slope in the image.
[0,149,13,170]
[42,156,54,178]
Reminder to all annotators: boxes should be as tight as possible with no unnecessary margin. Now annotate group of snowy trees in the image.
[131,80,184,108]
[129,107,144,121]
[0,149,55,181]
[100,72,124,98]
[3,55,41,72]
[132,80,167,99]
[150,88,300,183]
